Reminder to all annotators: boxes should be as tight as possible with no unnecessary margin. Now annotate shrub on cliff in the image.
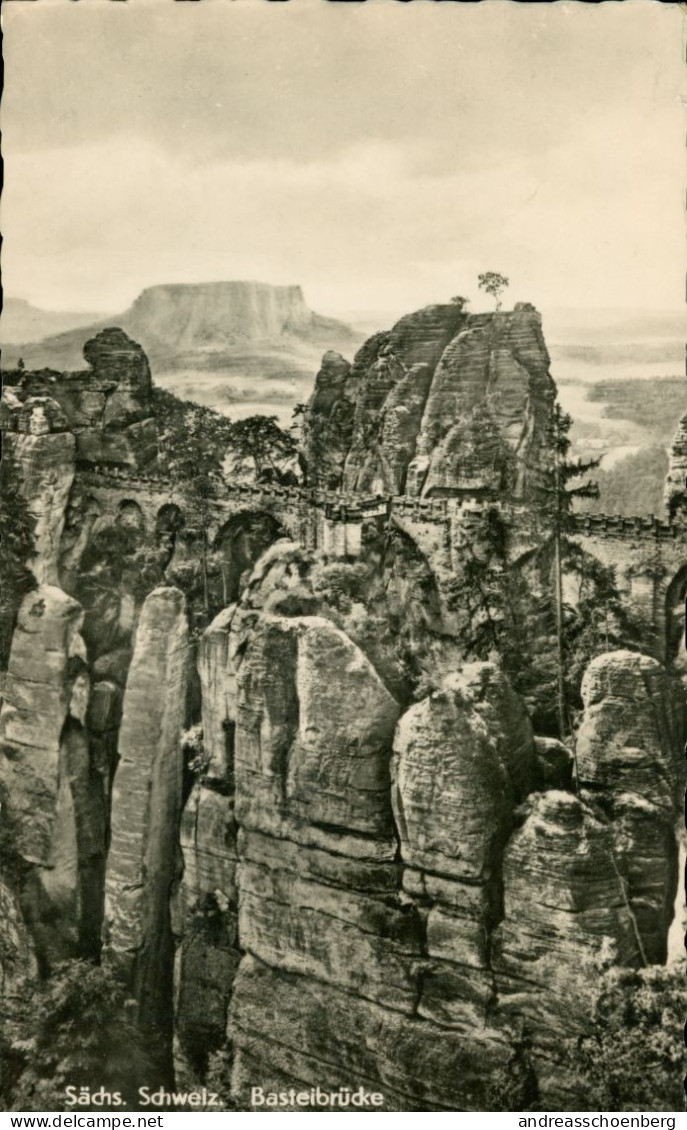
[565,965,685,1112]
[2,961,159,1112]
[483,965,684,1113]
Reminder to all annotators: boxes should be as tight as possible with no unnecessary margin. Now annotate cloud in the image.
[2,0,684,314]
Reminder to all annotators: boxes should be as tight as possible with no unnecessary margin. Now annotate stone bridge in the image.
[75,463,687,665]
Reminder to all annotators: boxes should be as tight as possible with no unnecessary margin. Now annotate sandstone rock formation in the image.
[106,586,189,1031]
[0,873,37,1001]
[304,303,556,500]
[0,296,104,345]
[2,329,157,470]
[492,790,641,1108]
[173,606,239,1082]
[191,585,546,1109]
[230,955,510,1112]
[301,351,353,489]
[392,666,534,1033]
[0,585,105,963]
[122,282,351,353]
[173,784,239,1082]
[305,303,465,492]
[576,650,685,963]
[533,736,574,791]
[1,306,685,1113]
[226,606,428,1106]
[414,307,555,498]
[0,586,87,864]
[5,431,75,585]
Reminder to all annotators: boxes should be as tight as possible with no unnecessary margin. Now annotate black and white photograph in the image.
[0,0,684,1114]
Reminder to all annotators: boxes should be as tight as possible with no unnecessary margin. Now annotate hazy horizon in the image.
[2,0,685,319]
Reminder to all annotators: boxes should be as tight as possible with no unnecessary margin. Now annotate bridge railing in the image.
[72,465,680,540]
[570,512,675,540]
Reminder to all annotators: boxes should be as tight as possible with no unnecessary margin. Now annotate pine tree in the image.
[226,415,298,483]
[541,404,601,749]
[159,410,227,620]
[3,961,161,1112]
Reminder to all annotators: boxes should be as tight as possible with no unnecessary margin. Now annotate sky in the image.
[1,0,685,318]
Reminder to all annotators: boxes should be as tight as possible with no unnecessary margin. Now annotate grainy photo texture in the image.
[0,0,684,1114]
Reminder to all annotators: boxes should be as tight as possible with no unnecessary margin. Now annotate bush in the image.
[566,965,686,1112]
[2,961,162,1112]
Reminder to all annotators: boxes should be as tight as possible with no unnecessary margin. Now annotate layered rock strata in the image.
[413,307,555,498]
[4,431,76,585]
[575,650,684,964]
[392,666,535,1035]
[165,540,681,1111]
[173,608,239,1081]
[304,303,556,500]
[492,791,641,1108]
[0,585,105,963]
[0,310,684,1113]
[2,329,157,470]
[227,610,432,1109]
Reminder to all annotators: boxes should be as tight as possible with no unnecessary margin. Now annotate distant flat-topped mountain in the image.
[0,297,108,346]
[1,282,360,373]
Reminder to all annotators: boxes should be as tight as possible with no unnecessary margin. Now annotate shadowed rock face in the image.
[0,585,106,965]
[1,316,685,1112]
[492,790,641,1108]
[2,329,157,469]
[173,783,239,1084]
[0,873,37,998]
[577,650,684,809]
[105,586,189,1035]
[393,679,516,886]
[0,587,87,865]
[5,432,76,586]
[305,303,465,492]
[576,650,685,963]
[304,302,556,499]
[125,282,332,349]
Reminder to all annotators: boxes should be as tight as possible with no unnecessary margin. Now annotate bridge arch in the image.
[385,521,443,634]
[155,503,185,571]
[212,510,286,606]
[115,499,146,540]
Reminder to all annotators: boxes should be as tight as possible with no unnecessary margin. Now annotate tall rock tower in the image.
[303,300,557,499]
